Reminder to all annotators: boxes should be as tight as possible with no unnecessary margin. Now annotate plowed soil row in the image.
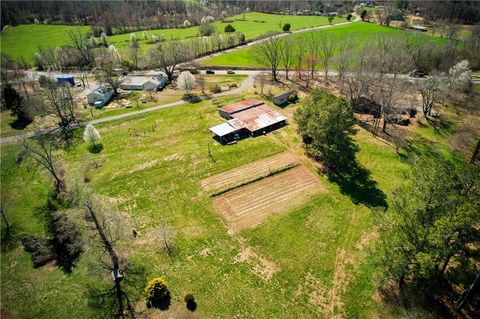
[214,165,322,232]
[201,152,299,195]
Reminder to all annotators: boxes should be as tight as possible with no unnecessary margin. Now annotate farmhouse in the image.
[86,85,113,108]
[121,73,168,91]
[210,101,287,143]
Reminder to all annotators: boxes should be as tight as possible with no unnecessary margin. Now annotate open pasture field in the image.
[201,22,447,68]
[0,12,339,64]
[0,24,90,65]
[214,165,323,232]
[201,151,299,195]
[2,83,478,318]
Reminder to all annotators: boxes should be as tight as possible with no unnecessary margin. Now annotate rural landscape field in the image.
[1,1,479,319]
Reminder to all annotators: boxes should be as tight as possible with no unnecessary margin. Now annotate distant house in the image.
[409,25,428,32]
[86,86,113,108]
[273,90,296,106]
[210,101,287,144]
[120,73,168,91]
[57,75,75,86]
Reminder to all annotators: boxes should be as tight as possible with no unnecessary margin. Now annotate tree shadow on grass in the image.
[9,117,32,130]
[88,143,103,154]
[327,163,388,209]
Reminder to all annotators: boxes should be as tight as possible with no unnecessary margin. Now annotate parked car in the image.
[409,70,427,78]
[227,70,235,74]
[206,69,215,74]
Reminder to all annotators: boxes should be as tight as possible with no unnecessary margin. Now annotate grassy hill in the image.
[0,12,342,65]
[201,22,447,68]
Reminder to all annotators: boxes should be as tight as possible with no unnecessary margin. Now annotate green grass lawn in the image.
[2,85,474,318]
[201,22,447,68]
[0,24,90,65]
[0,12,341,65]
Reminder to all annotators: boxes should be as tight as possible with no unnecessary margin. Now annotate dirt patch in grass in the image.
[232,236,279,281]
[214,165,323,232]
[201,152,299,195]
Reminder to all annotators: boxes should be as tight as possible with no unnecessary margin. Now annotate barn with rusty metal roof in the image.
[210,100,287,144]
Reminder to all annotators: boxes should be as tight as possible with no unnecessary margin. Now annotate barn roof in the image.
[220,100,264,114]
[209,122,238,137]
[231,105,287,132]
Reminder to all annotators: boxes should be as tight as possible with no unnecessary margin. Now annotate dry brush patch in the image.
[213,165,323,232]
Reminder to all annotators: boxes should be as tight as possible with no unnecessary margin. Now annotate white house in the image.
[86,86,113,108]
[120,73,169,91]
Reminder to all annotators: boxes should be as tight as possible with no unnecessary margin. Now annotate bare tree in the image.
[148,41,190,80]
[94,61,122,95]
[335,36,355,92]
[128,41,139,70]
[252,36,282,81]
[281,37,294,80]
[68,30,94,68]
[373,37,413,133]
[295,34,307,79]
[158,223,176,257]
[196,73,206,94]
[22,136,66,196]
[306,32,319,79]
[318,32,337,79]
[42,82,78,139]
[418,76,442,116]
[256,72,268,95]
[344,47,377,102]
[83,198,135,319]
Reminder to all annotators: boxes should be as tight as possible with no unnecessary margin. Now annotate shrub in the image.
[182,93,200,102]
[21,235,54,267]
[282,23,291,32]
[210,85,221,93]
[199,23,216,36]
[361,10,367,21]
[224,24,236,33]
[346,13,352,21]
[145,277,170,309]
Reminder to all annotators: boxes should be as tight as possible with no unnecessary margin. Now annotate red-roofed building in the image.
[210,101,287,144]
[219,100,264,119]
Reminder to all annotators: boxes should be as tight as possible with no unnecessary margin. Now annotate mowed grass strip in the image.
[214,165,323,232]
[201,22,447,67]
[0,12,339,64]
[201,151,299,195]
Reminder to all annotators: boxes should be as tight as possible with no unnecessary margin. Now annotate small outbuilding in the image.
[86,86,113,108]
[273,90,296,106]
[121,73,169,91]
[409,25,428,32]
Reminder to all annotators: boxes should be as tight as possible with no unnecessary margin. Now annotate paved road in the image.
[0,72,259,144]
